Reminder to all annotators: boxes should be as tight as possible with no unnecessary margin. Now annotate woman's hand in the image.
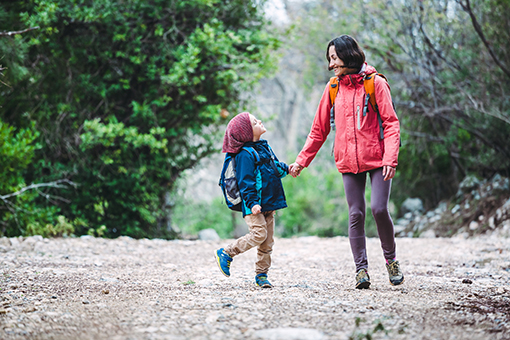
[289,162,304,178]
[251,204,262,215]
[382,165,396,181]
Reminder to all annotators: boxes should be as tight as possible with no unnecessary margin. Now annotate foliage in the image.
[171,196,237,239]
[25,215,75,238]
[348,317,388,340]
[0,0,279,237]
[0,119,54,235]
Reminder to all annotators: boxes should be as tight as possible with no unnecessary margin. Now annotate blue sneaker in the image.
[215,248,233,277]
[255,273,272,288]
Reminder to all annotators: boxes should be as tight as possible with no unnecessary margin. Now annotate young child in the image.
[215,112,288,288]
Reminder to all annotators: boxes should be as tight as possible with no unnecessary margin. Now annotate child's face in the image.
[249,114,266,141]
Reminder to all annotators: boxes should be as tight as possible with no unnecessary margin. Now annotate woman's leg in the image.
[342,172,368,271]
[369,168,396,261]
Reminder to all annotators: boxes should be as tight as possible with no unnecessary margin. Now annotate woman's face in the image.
[328,45,349,77]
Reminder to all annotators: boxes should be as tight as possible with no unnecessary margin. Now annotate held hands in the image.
[382,165,396,181]
[289,162,304,178]
[251,204,262,215]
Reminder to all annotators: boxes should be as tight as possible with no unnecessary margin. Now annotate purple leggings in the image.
[342,168,396,272]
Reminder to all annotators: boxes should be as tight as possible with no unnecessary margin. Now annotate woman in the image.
[289,35,404,289]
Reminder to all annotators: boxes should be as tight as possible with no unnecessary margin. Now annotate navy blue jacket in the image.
[234,140,288,216]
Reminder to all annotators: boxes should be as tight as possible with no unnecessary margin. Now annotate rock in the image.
[9,238,20,247]
[420,229,436,238]
[459,175,481,194]
[198,228,220,241]
[233,223,249,239]
[254,328,324,340]
[469,221,479,230]
[435,201,447,214]
[401,198,424,215]
[451,204,461,214]
[462,279,473,284]
[27,235,44,242]
[490,174,510,194]
[394,224,407,235]
[0,237,10,247]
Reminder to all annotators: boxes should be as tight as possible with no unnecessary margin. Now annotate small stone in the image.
[198,228,220,241]
[82,300,90,304]
[469,221,479,230]
[462,279,473,284]
[102,289,109,294]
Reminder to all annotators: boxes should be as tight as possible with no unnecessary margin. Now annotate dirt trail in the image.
[0,235,509,340]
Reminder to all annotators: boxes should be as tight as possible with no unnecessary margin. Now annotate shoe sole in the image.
[256,283,273,288]
[356,281,371,289]
[214,251,230,277]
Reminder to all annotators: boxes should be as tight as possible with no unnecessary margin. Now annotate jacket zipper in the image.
[350,75,360,173]
[356,105,360,130]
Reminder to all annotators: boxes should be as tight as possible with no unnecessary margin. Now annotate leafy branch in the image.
[0,179,77,203]
[0,26,40,37]
[457,0,510,79]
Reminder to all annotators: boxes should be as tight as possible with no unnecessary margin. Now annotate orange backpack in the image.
[328,73,387,140]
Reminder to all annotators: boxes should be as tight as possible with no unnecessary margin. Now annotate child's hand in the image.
[289,162,304,178]
[251,205,262,215]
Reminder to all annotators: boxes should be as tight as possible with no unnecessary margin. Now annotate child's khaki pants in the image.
[225,211,275,275]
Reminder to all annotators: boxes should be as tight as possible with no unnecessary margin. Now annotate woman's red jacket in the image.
[296,64,400,174]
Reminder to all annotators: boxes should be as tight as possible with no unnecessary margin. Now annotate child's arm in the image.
[275,161,289,178]
[268,146,289,178]
[235,150,261,214]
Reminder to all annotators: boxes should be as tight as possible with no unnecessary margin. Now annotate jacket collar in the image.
[338,63,377,86]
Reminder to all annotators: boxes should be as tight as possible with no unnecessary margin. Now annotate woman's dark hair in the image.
[326,35,365,71]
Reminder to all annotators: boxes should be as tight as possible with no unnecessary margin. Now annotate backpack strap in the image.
[329,77,339,131]
[240,146,261,165]
[363,72,387,140]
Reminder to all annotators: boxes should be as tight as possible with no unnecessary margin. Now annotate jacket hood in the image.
[338,62,377,85]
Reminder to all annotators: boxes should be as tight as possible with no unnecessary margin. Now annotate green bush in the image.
[25,215,75,238]
[171,196,238,239]
[1,0,279,238]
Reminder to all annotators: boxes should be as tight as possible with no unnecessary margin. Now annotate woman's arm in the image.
[374,76,400,169]
[293,83,333,172]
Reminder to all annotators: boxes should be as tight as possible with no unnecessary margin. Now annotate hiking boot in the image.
[355,268,371,289]
[255,273,273,288]
[215,248,233,277]
[386,259,405,286]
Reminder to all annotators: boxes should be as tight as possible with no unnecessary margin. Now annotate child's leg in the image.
[224,213,268,257]
[342,172,368,271]
[369,168,396,260]
[255,211,275,275]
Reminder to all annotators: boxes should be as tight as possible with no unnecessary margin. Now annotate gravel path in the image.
[1,235,509,340]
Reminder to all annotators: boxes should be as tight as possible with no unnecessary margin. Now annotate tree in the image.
[280,0,510,209]
[0,0,279,238]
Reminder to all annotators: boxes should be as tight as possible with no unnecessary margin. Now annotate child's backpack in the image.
[329,72,396,141]
[218,146,261,212]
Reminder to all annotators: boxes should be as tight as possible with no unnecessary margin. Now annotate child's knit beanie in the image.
[222,112,253,153]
